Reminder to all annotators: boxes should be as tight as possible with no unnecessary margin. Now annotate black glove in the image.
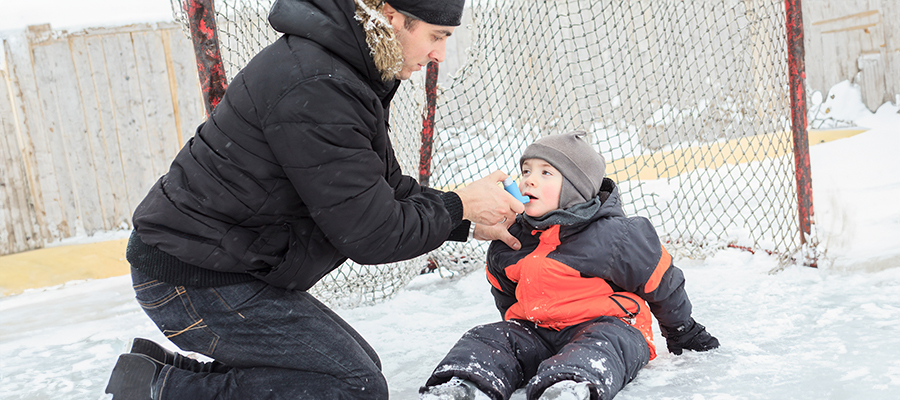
[661,318,720,355]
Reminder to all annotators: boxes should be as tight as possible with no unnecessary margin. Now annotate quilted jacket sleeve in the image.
[262,76,457,265]
[610,217,693,329]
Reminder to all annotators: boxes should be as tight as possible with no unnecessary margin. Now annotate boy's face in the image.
[520,159,563,217]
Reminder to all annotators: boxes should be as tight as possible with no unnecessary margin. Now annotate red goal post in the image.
[173,0,817,307]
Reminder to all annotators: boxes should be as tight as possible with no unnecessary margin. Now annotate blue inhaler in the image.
[503,177,530,203]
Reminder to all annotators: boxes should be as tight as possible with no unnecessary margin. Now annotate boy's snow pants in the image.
[424,317,650,400]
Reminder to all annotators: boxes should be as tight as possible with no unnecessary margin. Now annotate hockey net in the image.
[172,0,816,307]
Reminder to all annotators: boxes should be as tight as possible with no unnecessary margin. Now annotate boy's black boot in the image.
[130,338,230,373]
[105,353,163,400]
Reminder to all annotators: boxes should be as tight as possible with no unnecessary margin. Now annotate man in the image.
[103,0,524,398]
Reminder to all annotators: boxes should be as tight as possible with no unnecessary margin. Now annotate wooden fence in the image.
[1,0,898,257]
[803,0,900,111]
[1,23,205,255]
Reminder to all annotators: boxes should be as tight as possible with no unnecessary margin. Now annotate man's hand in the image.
[454,171,525,226]
[473,217,520,250]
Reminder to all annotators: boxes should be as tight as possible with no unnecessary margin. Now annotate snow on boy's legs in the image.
[526,317,650,400]
[420,376,491,399]
[422,320,554,400]
[537,380,590,400]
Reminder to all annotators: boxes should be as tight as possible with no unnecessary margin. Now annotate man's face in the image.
[385,6,455,80]
[520,159,563,218]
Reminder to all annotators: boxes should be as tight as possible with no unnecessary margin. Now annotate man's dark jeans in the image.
[131,267,387,399]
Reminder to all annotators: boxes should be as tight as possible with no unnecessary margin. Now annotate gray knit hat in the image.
[386,0,466,26]
[520,131,606,209]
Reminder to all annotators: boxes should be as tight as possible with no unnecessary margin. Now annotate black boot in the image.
[105,353,162,400]
[130,338,231,374]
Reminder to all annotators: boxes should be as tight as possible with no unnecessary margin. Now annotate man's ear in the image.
[382,2,398,24]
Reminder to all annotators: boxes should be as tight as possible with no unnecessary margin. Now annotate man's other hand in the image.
[473,217,520,250]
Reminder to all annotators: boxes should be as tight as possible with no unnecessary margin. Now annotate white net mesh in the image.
[173,0,812,307]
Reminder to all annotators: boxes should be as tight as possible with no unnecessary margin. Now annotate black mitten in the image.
[661,318,720,355]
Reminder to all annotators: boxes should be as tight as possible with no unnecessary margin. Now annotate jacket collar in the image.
[519,178,624,239]
[268,0,401,103]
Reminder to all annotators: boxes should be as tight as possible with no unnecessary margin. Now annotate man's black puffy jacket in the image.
[129,0,464,290]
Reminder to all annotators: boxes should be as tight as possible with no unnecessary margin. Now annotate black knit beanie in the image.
[520,131,607,209]
[386,0,465,26]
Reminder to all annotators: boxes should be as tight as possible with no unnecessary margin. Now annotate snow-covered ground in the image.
[2,82,898,399]
[2,2,900,398]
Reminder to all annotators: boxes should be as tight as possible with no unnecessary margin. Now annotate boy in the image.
[420,132,719,400]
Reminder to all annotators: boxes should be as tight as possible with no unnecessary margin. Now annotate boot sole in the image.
[105,354,159,400]
[130,338,173,365]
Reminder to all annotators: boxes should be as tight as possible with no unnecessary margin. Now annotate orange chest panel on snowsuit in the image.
[490,225,658,359]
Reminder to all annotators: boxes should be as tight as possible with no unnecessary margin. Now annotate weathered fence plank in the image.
[102,32,162,211]
[888,0,900,106]
[31,39,79,238]
[161,29,205,147]
[70,35,116,230]
[1,68,39,254]
[7,28,55,242]
[1,41,43,254]
[83,34,134,228]
[133,30,182,174]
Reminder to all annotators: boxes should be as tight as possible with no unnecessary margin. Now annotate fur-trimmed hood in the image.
[268,0,402,84]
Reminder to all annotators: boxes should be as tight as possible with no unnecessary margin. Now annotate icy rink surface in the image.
[2,247,900,399]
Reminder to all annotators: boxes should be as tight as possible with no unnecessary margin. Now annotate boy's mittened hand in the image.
[661,318,720,355]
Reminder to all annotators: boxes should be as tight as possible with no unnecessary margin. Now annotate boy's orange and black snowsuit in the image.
[425,179,696,400]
